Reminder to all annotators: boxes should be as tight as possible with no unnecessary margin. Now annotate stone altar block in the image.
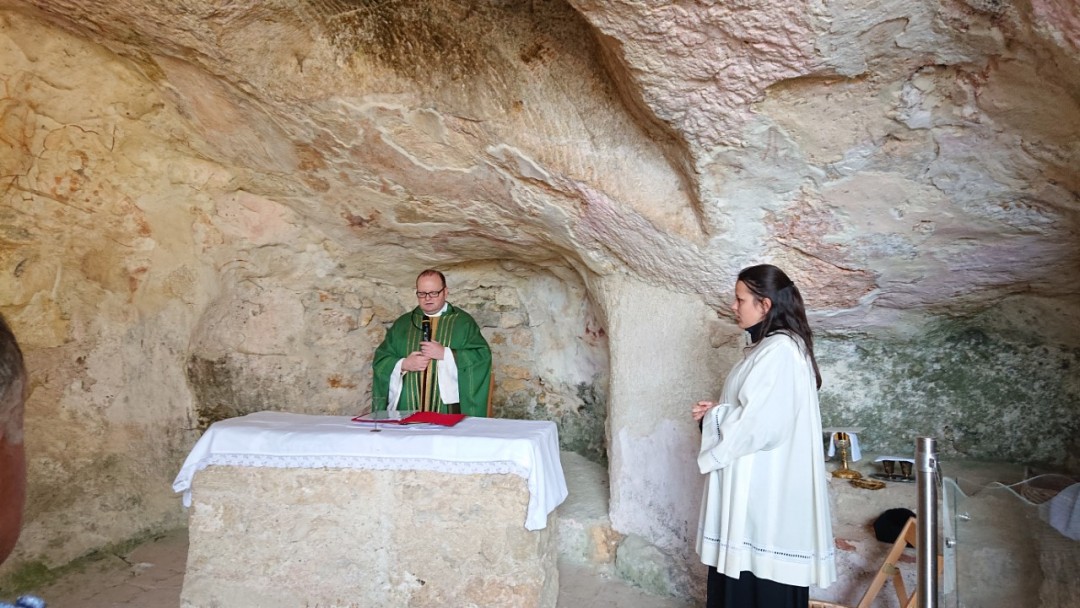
[173,412,567,608]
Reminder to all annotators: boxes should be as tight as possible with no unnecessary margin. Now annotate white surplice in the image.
[697,332,837,588]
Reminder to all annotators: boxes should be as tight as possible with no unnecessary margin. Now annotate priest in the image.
[372,269,493,417]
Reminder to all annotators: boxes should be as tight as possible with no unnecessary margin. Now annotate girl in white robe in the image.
[692,264,836,608]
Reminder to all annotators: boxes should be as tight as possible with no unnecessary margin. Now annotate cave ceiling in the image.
[4,0,1080,334]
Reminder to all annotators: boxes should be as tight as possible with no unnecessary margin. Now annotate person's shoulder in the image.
[761,331,800,344]
[755,332,804,357]
[390,308,420,326]
[443,304,484,331]
[444,303,476,319]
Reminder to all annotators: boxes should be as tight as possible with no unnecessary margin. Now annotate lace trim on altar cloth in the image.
[201,457,527,481]
[179,454,529,507]
[197,454,527,479]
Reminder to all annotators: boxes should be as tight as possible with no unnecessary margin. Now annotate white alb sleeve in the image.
[437,348,460,404]
[388,359,405,410]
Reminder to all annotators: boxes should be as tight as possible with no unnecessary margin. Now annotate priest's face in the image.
[732,280,770,329]
[416,274,447,315]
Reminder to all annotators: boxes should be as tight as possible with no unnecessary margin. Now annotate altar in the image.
[172,411,568,608]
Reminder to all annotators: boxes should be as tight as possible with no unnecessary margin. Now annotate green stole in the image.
[414,315,440,411]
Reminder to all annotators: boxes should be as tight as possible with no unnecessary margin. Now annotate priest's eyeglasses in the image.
[416,288,445,299]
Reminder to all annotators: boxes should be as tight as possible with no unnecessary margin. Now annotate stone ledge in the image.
[555,452,620,570]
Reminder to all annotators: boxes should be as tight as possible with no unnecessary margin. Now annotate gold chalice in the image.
[831,432,862,479]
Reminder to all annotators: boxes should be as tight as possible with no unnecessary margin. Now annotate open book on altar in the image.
[351,410,466,427]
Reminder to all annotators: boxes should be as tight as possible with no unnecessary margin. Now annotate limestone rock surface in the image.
[1,0,1079,600]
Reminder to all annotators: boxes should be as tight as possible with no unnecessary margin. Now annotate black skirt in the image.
[706,567,809,608]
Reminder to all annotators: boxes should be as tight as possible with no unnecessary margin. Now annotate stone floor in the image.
[26,527,694,608]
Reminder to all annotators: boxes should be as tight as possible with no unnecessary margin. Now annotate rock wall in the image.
[183,260,609,447]
[820,315,1080,468]
[0,8,607,578]
[1,0,1079,600]
[1,7,220,572]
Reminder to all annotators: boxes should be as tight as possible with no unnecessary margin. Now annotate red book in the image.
[401,411,466,427]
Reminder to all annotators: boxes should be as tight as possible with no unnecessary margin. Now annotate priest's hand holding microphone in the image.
[401,318,445,373]
[419,317,445,360]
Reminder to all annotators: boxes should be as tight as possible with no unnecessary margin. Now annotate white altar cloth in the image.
[173,411,568,531]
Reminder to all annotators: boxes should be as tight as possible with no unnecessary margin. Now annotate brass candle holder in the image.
[831,432,862,479]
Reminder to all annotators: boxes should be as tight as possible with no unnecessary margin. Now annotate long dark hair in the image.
[737,264,822,389]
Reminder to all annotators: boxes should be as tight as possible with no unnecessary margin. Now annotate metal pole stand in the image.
[916,437,939,608]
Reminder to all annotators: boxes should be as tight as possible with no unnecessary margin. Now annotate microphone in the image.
[421,317,431,342]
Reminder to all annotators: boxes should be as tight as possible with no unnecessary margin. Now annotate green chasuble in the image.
[372,303,492,417]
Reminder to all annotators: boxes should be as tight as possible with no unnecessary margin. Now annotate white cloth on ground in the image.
[1041,482,1080,541]
[873,455,914,464]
